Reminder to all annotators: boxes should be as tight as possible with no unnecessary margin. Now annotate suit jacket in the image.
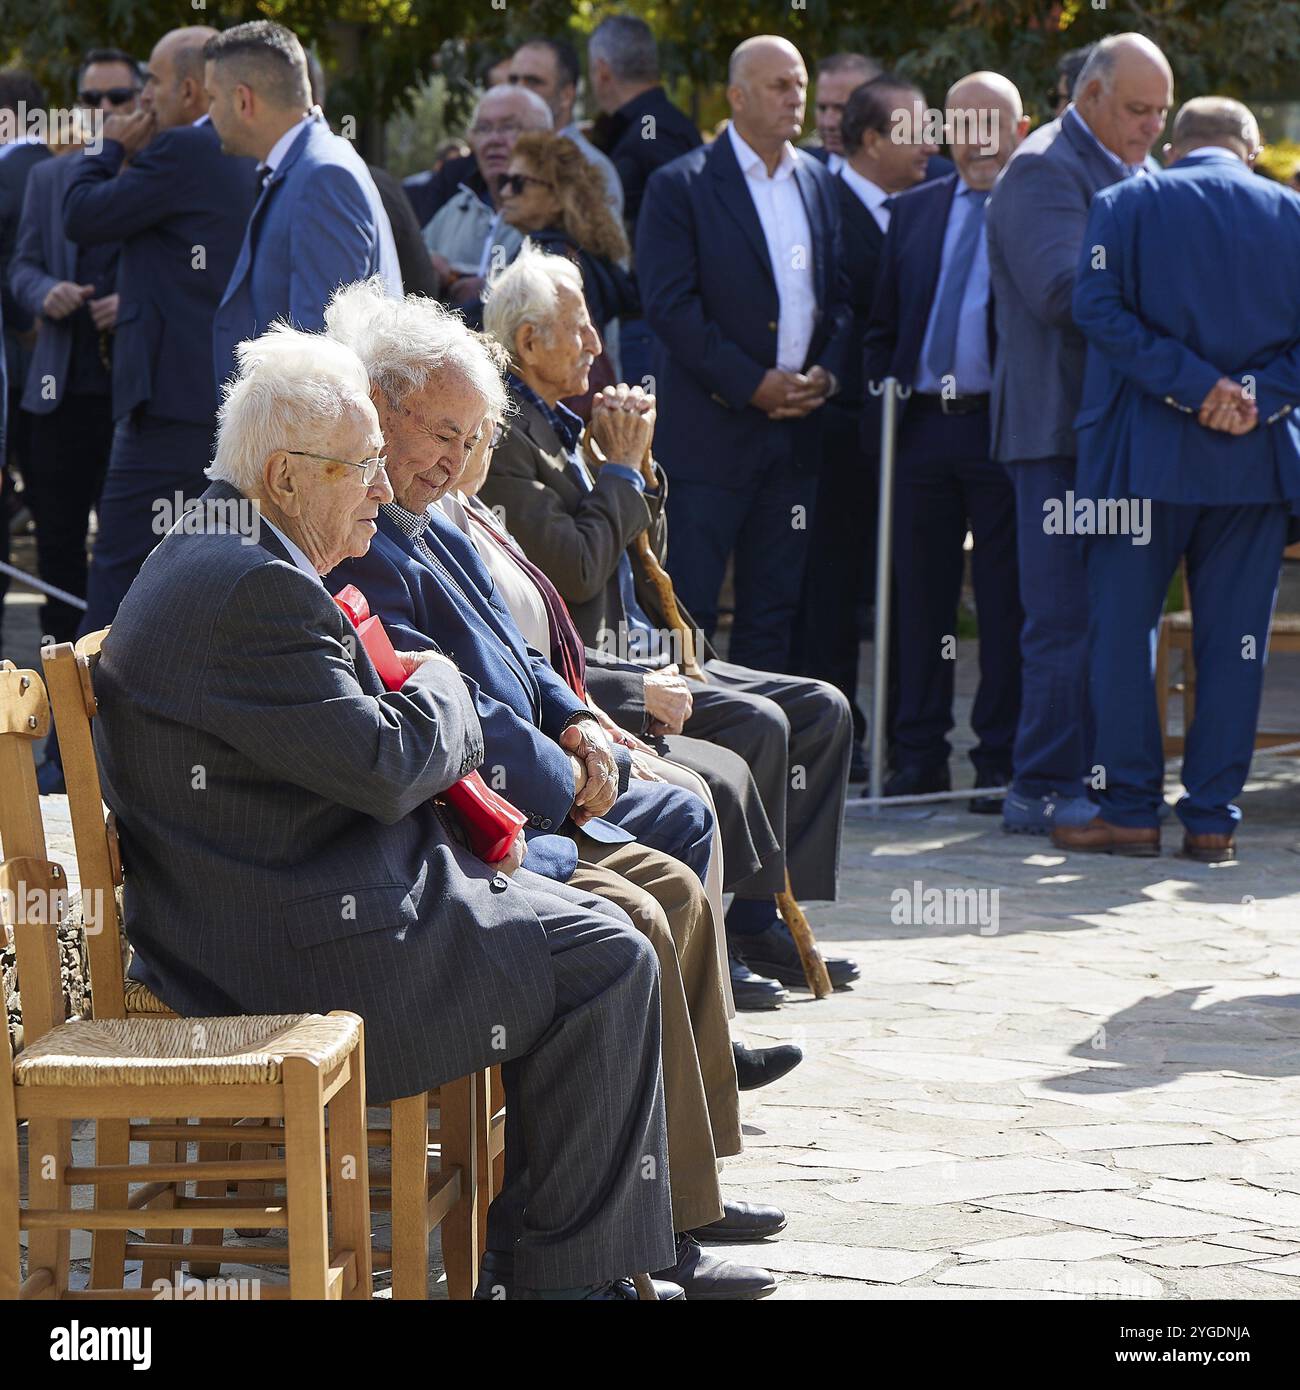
[368,162,439,299]
[329,505,638,882]
[595,86,701,235]
[1073,149,1300,507]
[212,114,401,392]
[93,480,555,1105]
[832,171,886,411]
[0,141,52,340]
[636,128,852,487]
[985,108,1152,463]
[62,120,256,425]
[8,150,119,416]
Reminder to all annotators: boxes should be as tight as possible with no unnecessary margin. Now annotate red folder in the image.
[333,585,528,863]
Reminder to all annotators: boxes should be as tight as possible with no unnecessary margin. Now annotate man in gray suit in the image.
[92,322,681,1299]
[986,33,1172,834]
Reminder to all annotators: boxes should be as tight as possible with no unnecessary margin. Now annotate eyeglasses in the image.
[470,119,525,139]
[78,87,138,107]
[498,172,554,197]
[489,421,505,449]
[281,450,388,485]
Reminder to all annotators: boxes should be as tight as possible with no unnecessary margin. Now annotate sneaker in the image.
[1002,790,1098,836]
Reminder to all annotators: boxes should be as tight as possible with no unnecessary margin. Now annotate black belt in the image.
[910,392,989,416]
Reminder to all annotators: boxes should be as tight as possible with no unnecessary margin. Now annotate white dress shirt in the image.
[838,161,892,235]
[262,516,321,584]
[261,110,317,177]
[727,123,817,372]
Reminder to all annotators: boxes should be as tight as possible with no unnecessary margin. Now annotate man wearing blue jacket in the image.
[1056,97,1300,864]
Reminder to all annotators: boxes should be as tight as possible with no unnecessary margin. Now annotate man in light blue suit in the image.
[985,33,1172,833]
[1055,97,1300,864]
[204,21,400,395]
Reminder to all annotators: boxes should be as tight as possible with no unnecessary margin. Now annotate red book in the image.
[333,585,527,863]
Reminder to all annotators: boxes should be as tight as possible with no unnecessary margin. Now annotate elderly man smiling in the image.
[326,280,781,1299]
[92,323,685,1300]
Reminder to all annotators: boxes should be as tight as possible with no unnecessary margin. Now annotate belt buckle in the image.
[940,396,960,416]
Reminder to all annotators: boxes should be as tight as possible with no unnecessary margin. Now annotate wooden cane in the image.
[584,416,832,999]
[632,1272,658,1300]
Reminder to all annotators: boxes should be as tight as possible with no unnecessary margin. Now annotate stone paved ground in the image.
[9,557,1300,1300]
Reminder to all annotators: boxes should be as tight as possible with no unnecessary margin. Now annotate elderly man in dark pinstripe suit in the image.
[92,323,682,1300]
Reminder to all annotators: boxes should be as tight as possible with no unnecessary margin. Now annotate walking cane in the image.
[582,420,835,999]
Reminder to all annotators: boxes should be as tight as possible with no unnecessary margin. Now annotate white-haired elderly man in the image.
[480,243,860,1012]
[419,83,553,310]
[91,322,685,1300]
[325,279,781,1299]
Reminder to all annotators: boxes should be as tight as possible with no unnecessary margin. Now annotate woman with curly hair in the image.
[498,131,639,352]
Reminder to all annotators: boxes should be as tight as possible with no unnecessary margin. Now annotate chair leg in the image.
[474,1070,494,1263]
[24,1117,72,1297]
[188,1119,231,1279]
[438,1074,479,1300]
[490,1067,505,1201]
[138,1118,182,1289]
[389,1093,430,1300]
[283,1057,331,1300]
[0,1077,19,1300]
[326,1028,371,1300]
[89,1117,130,1288]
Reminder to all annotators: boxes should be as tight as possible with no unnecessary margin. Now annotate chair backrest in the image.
[40,634,126,1020]
[0,662,68,1055]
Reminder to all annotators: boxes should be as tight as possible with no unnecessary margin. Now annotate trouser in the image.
[488,868,676,1289]
[666,451,817,672]
[794,402,878,745]
[1006,455,1095,797]
[569,834,737,1230]
[80,413,215,635]
[685,658,852,902]
[892,406,1021,774]
[24,395,113,643]
[1086,500,1288,836]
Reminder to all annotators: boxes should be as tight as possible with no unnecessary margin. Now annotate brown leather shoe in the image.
[1051,816,1160,856]
[1181,831,1237,864]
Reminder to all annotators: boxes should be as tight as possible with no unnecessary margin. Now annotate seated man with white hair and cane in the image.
[92,321,684,1301]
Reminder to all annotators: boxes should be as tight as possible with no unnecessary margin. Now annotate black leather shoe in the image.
[968,767,1011,815]
[733,1040,803,1091]
[728,946,787,1011]
[687,1198,786,1244]
[733,922,860,991]
[515,1276,685,1300]
[651,1233,776,1300]
[849,741,869,784]
[883,762,951,798]
[487,1252,685,1301]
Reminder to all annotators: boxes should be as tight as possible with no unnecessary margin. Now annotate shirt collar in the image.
[1180,145,1241,163]
[727,121,798,182]
[262,109,317,175]
[381,499,433,545]
[839,161,890,212]
[192,112,210,128]
[261,516,321,583]
[509,373,583,453]
[1065,104,1143,177]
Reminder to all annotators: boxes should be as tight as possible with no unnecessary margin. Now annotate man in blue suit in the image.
[204,21,400,395]
[637,35,851,672]
[1055,98,1300,864]
[323,281,782,1300]
[985,33,1173,833]
[863,72,1028,810]
[62,26,257,636]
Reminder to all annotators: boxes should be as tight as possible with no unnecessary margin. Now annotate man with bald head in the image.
[637,34,852,673]
[986,32,1172,835]
[61,24,258,637]
[862,72,1028,805]
[1056,97,1300,863]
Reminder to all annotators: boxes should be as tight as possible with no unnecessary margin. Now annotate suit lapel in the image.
[916,176,959,321]
[708,129,775,285]
[792,153,828,307]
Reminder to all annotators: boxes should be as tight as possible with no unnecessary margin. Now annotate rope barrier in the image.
[0,558,89,611]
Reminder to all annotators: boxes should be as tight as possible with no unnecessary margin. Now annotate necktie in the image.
[924,188,989,385]
[256,164,272,191]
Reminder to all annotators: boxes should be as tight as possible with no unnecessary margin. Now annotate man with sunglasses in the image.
[62,26,258,642]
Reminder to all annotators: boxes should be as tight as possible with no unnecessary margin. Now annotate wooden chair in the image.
[1,661,372,1300]
[43,634,485,1299]
[1156,549,1300,755]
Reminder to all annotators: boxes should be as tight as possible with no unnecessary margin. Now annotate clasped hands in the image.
[590,384,656,482]
[1198,377,1258,436]
[751,365,834,420]
[562,721,620,823]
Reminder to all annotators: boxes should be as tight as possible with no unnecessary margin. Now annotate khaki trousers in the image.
[569,833,740,1233]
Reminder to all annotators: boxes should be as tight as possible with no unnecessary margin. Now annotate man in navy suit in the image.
[62,26,258,636]
[637,35,851,673]
[1055,98,1300,864]
[8,51,139,644]
[204,21,400,395]
[795,72,941,780]
[986,33,1173,833]
[863,73,1028,809]
[323,282,782,1299]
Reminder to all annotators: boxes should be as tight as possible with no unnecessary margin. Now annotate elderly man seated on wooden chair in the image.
[90,323,682,1300]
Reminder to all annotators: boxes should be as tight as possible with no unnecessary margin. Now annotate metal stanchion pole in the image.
[868,378,900,817]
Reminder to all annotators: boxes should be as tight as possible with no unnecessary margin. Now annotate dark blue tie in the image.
[925,189,989,384]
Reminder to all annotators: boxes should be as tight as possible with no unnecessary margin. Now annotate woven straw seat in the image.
[13,1011,359,1088]
[122,979,172,1015]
